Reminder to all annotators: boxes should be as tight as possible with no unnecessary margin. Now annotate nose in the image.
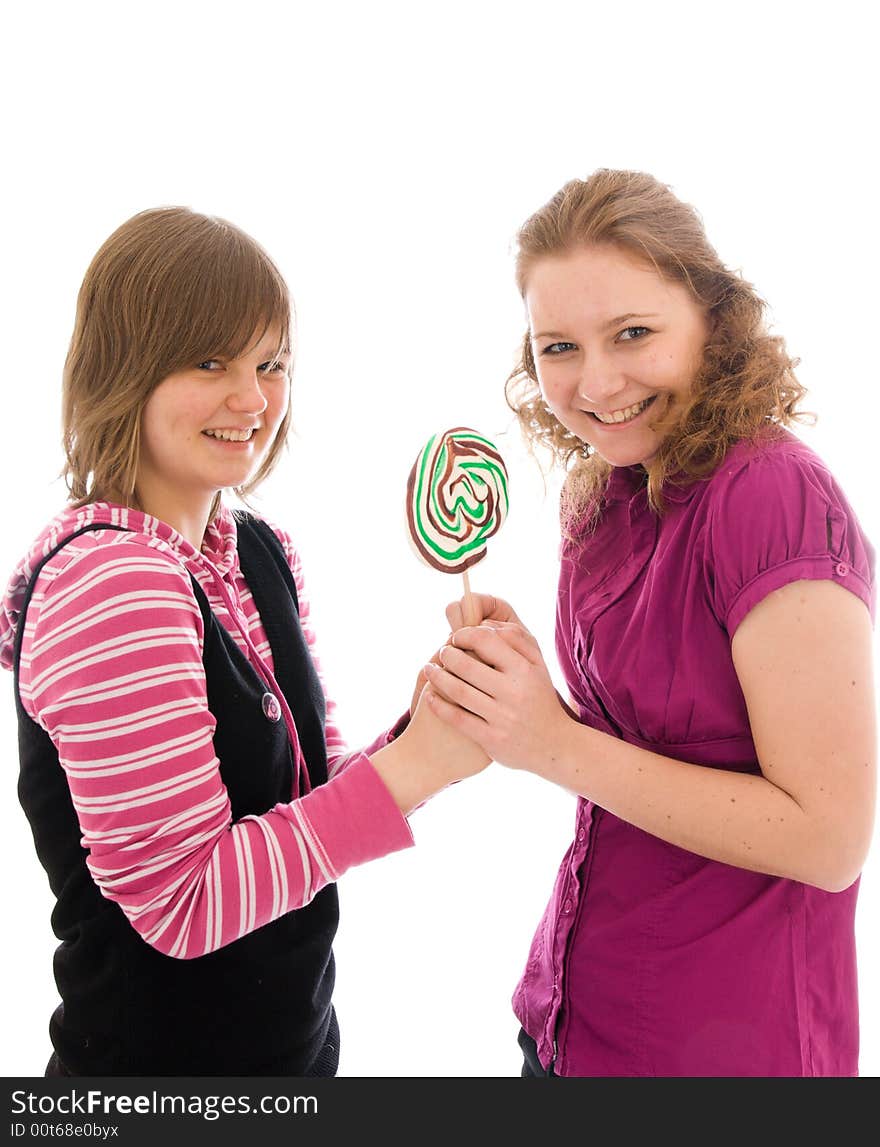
[226,366,269,415]
[576,348,626,406]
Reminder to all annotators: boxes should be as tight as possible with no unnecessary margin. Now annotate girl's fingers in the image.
[423,662,494,721]
[483,623,542,664]
[445,602,465,632]
[423,686,491,750]
[444,593,511,630]
[437,643,502,695]
[451,623,541,669]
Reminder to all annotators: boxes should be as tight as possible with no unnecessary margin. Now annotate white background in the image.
[1,1,877,1077]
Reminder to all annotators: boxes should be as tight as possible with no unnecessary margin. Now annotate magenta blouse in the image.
[513,431,875,1076]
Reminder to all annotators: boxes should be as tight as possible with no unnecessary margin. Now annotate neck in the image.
[161,509,212,552]
[129,485,217,552]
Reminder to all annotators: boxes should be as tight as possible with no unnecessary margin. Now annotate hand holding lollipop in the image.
[406,427,509,625]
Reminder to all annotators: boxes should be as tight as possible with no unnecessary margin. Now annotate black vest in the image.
[14,515,339,1075]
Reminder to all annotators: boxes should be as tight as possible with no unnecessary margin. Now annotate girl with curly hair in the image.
[424,170,876,1076]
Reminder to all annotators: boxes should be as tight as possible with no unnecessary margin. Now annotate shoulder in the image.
[700,429,865,536]
[37,528,194,592]
[17,528,207,687]
[699,431,875,631]
[234,511,306,596]
[3,509,191,669]
[706,430,837,499]
[27,530,203,639]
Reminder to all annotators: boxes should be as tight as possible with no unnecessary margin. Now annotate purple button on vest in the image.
[262,692,281,722]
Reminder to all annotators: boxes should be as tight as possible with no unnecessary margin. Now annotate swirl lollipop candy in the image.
[406,426,509,624]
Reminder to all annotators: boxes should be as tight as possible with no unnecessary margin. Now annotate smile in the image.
[591,396,656,425]
[203,428,256,442]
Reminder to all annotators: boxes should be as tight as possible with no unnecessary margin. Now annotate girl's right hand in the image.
[370,678,491,815]
[408,682,491,782]
[445,593,524,632]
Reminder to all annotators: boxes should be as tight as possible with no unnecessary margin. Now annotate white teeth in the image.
[204,428,255,442]
[594,398,652,425]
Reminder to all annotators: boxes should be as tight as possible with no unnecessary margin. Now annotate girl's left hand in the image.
[410,644,447,716]
[423,621,574,772]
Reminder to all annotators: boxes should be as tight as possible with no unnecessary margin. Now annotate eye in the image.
[617,326,651,342]
[540,342,577,356]
[258,359,290,376]
[197,359,224,371]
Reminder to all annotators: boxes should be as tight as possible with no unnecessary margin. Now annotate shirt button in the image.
[835,562,849,576]
[262,692,282,722]
[577,829,586,842]
[563,899,573,913]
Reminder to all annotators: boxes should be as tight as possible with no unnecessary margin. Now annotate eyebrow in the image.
[605,312,659,328]
[530,312,660,341]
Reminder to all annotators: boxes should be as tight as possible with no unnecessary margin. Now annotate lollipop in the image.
[406,426,509,624]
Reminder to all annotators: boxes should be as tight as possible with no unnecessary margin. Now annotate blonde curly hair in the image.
[505,170,812,533]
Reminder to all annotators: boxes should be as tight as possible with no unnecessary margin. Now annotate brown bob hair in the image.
[505,169,811,531]
[62,206,293,508]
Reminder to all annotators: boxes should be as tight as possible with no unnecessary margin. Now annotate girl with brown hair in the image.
[426,170,876,1076]
[0,206,488,1076]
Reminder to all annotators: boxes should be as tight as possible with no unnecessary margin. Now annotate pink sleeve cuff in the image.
[278,753,414,873]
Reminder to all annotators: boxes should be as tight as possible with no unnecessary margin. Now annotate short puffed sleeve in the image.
[705,440,875,638]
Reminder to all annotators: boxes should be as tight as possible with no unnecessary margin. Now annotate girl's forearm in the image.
[548,719,848,891]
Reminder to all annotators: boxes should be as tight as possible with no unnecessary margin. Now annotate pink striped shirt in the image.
[1,502,413,959]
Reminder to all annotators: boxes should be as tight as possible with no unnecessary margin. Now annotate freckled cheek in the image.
[181,406,209,441]
[639,353,661,378]
[268,389,290,430]
[640,354,681,393]
[536,370,572,410]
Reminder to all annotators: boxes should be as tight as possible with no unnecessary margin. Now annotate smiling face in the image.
[525,244,709,468]
[135,326,290,537]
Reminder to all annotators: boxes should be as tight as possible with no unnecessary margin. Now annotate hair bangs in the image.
[162,234,291,373]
